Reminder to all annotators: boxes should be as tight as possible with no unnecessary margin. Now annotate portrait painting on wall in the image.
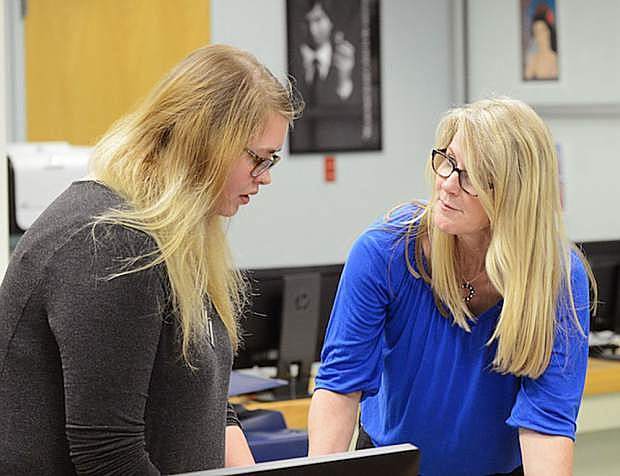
[286,0,382,153]
[521,0,559,81]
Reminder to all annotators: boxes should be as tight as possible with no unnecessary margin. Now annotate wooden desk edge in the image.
[230,396,312,430]
[584,357,620,396]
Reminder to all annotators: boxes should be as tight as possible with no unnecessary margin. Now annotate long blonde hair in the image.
[90,44,302,363]
[405,97,594,378]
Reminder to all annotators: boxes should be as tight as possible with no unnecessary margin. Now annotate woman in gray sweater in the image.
[0,44,301,475]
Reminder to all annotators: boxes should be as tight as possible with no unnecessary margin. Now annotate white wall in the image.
[4,0,25,142]
[467,0,620,242]
[468,0,620,106]
[548,116,620,241]
[7,1,617,269]
[1,0,9,278]
[212,0,453,268]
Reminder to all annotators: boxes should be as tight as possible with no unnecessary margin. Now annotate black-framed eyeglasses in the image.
[431,148,478,197]
[245,148,281,178]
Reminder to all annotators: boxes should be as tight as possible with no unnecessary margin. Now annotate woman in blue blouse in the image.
[308,97,594,476]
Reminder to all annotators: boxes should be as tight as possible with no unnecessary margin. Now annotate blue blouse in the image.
[315,203,590,476]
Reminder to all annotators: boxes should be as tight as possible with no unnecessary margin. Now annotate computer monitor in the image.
[589,261,618,332]
[174,444,420,476]
[579,241,620,333]
[277,271,322,390]
[234,264,343,397]
[234,270,284,370]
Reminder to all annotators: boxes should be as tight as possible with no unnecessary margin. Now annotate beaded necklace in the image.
[461,269,486,302]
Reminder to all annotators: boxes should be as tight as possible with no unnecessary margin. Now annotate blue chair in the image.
[237,407,309,463]
[245,428,309,463]
[240,408,287,432]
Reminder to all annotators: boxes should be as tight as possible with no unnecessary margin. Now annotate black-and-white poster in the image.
[287,0,382,153]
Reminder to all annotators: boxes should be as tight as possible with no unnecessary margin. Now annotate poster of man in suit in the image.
[287,0,382,153]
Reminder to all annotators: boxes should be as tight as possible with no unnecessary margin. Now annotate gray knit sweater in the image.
[0,181,238,475]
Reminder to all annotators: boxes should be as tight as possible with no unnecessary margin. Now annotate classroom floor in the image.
[574,428,620,475]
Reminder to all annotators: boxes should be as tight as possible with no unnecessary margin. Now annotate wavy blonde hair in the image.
[90,44,302,363]
[403,97,594,378]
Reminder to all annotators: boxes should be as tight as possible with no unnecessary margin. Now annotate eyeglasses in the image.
[431,148,478,197]
[245,148,281,178]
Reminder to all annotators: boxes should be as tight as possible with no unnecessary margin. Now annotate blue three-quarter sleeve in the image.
[315,229,393,398]
[506,253,591,439]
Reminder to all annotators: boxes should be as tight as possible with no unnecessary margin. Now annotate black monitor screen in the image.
[589,261,618,331]
[579,241,620,333]
[174,444,420,476]
[234,272,283,369]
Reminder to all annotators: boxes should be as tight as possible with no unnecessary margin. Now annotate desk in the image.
[583,357,620,395]
[579,357,620,433]
[230,396,312,430]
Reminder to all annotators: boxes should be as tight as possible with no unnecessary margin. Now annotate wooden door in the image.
[25,0,210,145]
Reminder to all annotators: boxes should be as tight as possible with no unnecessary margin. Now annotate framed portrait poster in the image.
[521,0,559,81]
[286,0,382,154]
